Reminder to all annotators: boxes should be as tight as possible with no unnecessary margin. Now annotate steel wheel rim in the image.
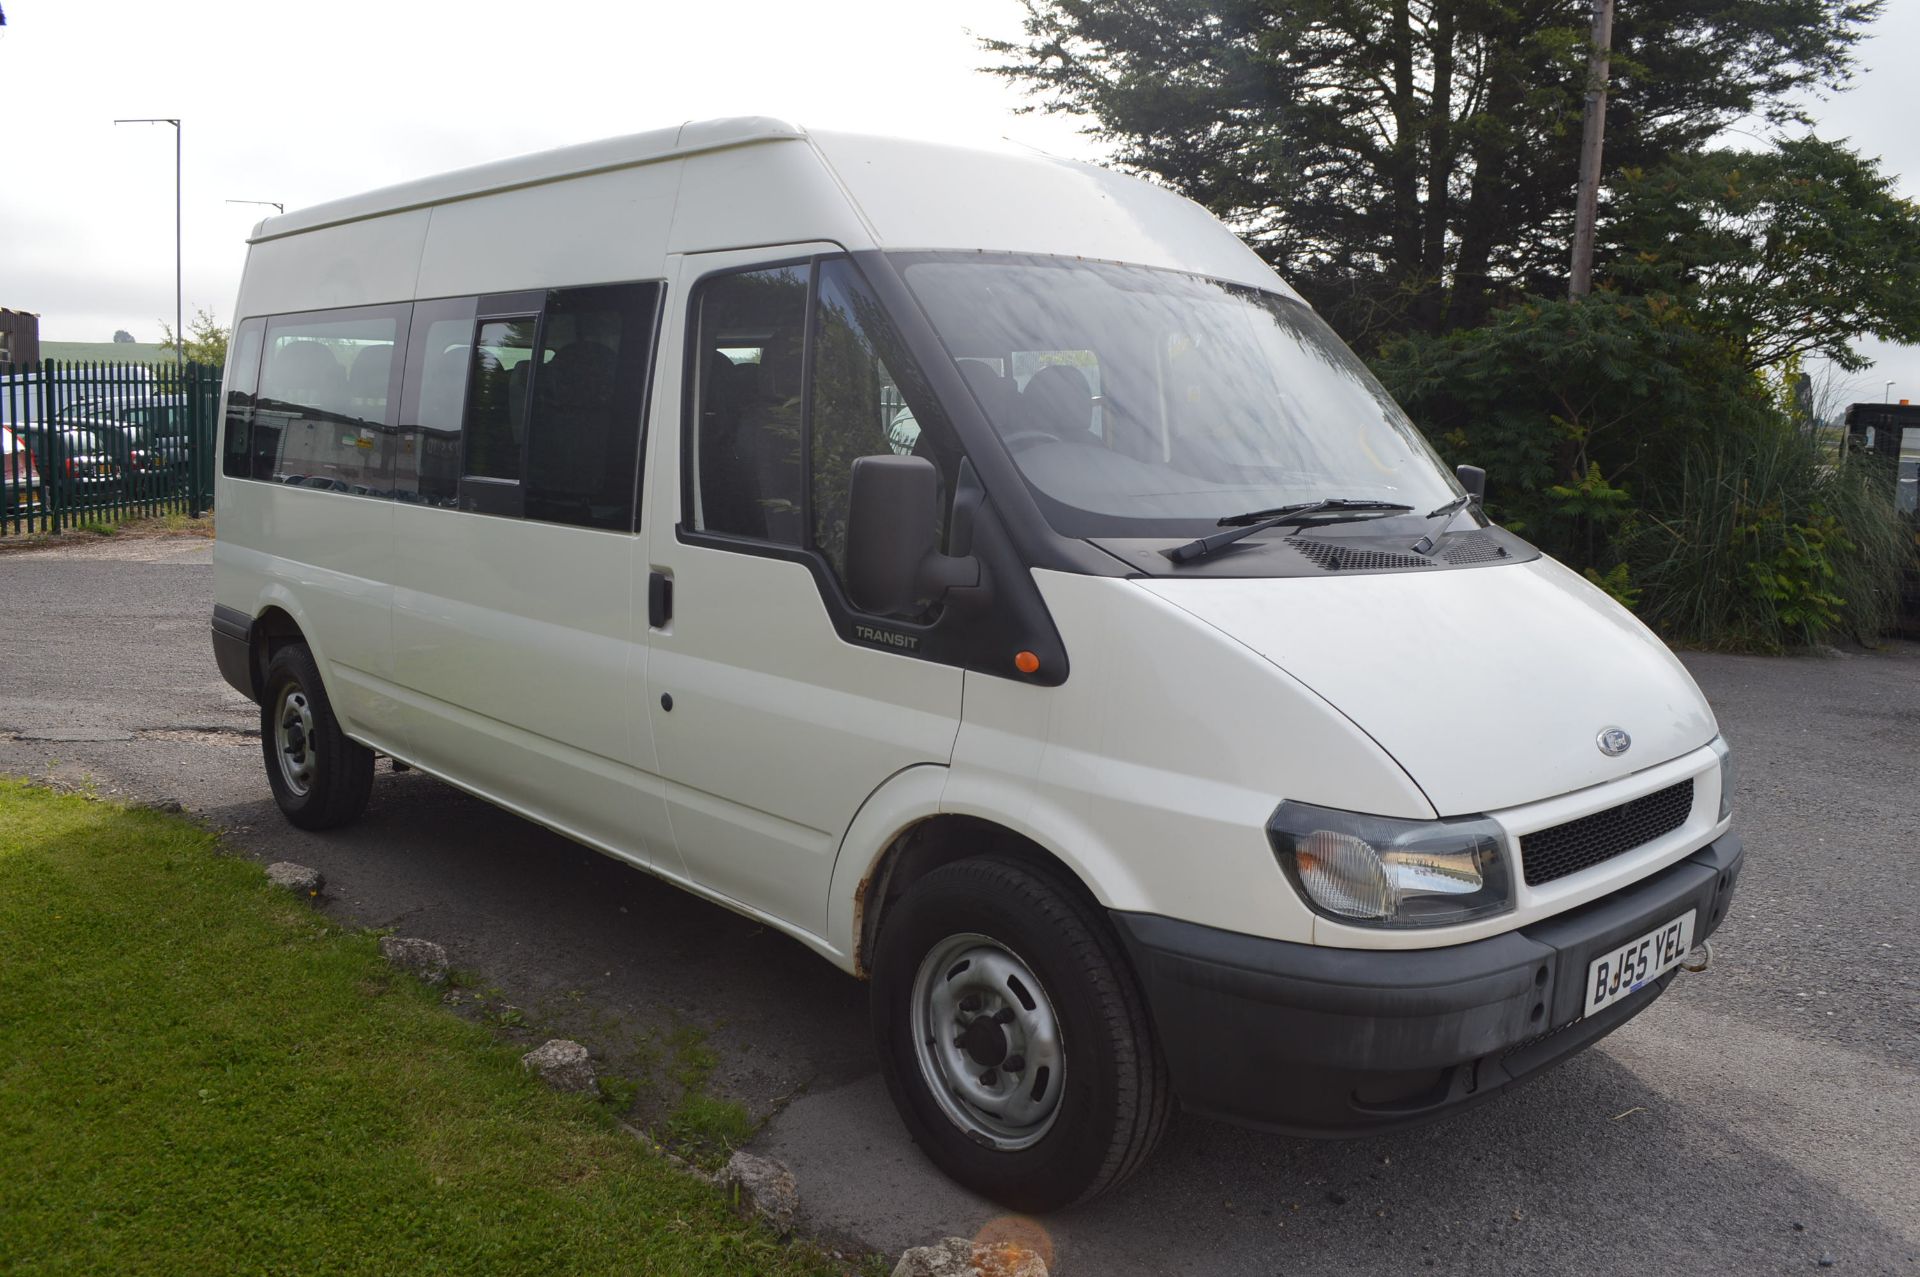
[273,685,316,797]
[910,932,1065,1150]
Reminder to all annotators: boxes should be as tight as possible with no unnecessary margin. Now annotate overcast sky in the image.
[1,0,1914,403]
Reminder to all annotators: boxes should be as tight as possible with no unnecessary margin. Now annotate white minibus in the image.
[211,118,1741,1211]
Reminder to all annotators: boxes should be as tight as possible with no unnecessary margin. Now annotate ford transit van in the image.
[211,118,1741,1211]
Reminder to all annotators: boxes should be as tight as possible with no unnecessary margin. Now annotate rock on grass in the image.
[892,1237,1048,1277]
[264,862,323,896]
[378,936,449,985]
[521,1038,595,1093]
[719,1150,799,1236]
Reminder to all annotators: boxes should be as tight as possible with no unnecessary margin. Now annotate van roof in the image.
[251,117,808,243]
[246,118,1294,298]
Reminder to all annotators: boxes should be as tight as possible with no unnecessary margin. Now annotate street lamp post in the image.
[1887,380,1896,404]
[114,117,182,379]
[225,199,285,215]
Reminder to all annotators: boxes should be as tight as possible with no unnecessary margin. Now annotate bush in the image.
[1624,423,1914,651]
[1372,294,1916,650]
[1373,294,1770,574]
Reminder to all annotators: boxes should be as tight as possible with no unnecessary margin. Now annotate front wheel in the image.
[871,855,1172,1211]
[260,642,374,830]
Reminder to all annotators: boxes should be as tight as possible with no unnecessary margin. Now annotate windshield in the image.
[897,254,1458,536]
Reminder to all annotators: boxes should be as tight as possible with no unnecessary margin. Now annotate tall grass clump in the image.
[1625,421,1914,651]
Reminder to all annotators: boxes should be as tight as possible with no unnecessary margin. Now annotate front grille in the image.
[1287,537,1436,573]
[1520,778,1694,886]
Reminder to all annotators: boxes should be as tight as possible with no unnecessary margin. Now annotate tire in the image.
[259,642,374,830]
[871,854,1172,1211]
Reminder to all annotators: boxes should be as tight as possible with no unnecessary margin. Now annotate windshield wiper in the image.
[1425,493,1474,520]
[1163,499,1414,564]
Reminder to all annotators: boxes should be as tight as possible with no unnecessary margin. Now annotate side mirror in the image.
[1455,463,1486,502]
[845,454,980,616]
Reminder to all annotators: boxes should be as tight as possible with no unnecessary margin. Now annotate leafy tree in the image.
[985,0,1881,342]
[1608,136,1920,372]
[157,306,230,368]
[111,330,135,344]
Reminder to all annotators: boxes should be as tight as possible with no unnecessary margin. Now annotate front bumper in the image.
[1113,834,1743,1136]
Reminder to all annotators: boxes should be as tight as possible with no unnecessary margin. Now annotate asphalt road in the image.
[2,535,1915,1275]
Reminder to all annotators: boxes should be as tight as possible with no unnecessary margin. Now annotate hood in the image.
[1139,556,1717,817]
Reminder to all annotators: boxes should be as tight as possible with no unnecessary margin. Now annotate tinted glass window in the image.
[255,309,403,493]
[523,281,658,531]
[809,257,960,584]
[394,296,477,506]
[221,317,265,479]
[691,265,808,543]
[463,317,536,490]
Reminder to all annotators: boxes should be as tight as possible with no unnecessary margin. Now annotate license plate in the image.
[1584,909,1695,1017]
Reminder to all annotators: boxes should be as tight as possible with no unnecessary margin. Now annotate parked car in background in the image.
[27,427,122,506]
[1,423,44,517]
[59,394,190,476]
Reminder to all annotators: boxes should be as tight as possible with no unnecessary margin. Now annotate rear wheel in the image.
[260,643,373,830]
[871,854,1171,1211]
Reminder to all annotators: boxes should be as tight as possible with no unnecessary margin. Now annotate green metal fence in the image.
[0,359,220,536]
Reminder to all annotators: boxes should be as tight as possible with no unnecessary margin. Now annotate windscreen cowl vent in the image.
[1439,532,1512,565]
[1287,537,1436,573]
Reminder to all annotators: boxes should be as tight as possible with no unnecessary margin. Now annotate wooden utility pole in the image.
[1569,0,1615,298]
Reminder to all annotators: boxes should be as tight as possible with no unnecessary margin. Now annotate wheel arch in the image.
[248,603,309,702]
[829,767,1149,980]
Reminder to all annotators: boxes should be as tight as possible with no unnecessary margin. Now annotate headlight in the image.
[1710,736,1734,822]
[1268,802,1513,929]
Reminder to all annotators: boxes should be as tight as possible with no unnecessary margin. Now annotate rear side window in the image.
[523,283,658,530]
[393,296,477,506]
[460,316,537,506]
[220,317,265,479]
[254,308,405,494]
[455,281,660,529]
[690,265,809,543]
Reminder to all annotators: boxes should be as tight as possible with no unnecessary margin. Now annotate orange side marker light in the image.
[1014,650,1041,675]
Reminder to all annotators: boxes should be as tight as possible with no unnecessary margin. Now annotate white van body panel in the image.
[416,161,685,301]
[1140,556,1719,817]
[934,571,1437,945]
[806,131,1298,297]
[385,510,674,868]
[236,209,431,316]
[216,487,398,739]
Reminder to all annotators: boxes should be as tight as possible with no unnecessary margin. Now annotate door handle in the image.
[648,570,672,629]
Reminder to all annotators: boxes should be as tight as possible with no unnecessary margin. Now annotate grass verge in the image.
[0,509,212,551]
[0,780,846,1276]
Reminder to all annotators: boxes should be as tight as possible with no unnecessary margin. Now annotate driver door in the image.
[641,246,965,939]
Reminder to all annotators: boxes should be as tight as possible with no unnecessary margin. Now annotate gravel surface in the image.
[1,536,1914,1275]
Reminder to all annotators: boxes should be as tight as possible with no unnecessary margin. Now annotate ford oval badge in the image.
[1597,727,1632,757]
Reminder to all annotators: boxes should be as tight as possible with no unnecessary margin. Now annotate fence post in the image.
[188,362,204,518]
[42,360,63,535]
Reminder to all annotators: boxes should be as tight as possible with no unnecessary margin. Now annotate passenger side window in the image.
[690,265,809,543]
[809,257,958,583]
[220,317,266,479]
[393,296,476,507]
[254,308,404,493]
